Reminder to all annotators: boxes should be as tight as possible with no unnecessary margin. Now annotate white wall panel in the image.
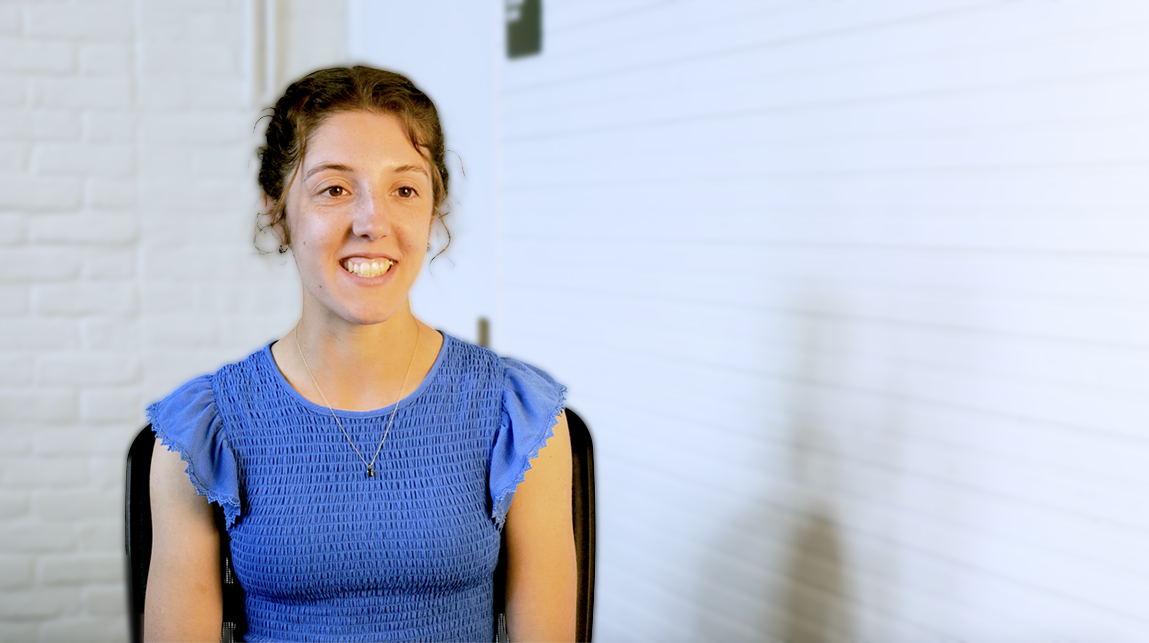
[497,1,1149,639]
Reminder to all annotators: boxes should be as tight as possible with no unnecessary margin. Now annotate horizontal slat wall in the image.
[495,2,1149,640]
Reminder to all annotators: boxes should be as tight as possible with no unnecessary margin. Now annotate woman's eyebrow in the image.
[304,162,354,180]
[392,164,428,177]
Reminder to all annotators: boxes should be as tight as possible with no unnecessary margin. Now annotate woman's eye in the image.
[322,186,347,197]
[396,186,416,198]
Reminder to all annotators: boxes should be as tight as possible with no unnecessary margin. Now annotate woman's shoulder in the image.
[434,332,566,427]
[439,332,562,392]
[210,343,278,392]
[143,347,270,527]
[437,332,500,375]
[500,355,563,399]
[147,373,219,433]
[146,344,271,415]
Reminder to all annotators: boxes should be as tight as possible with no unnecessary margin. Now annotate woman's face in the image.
[283,110,435,327]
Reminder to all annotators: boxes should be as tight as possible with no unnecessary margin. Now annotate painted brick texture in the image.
[0,1,305,639]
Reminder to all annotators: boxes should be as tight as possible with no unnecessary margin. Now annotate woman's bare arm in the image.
[504,411,578,642]
[144,438,223,642]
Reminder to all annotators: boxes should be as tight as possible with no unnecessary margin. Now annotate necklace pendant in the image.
[367,465,375,478]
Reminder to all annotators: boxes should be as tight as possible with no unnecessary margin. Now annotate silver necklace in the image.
[295,323,420,478]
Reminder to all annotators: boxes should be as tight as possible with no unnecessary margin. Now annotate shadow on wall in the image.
[777,508,851,642]
[692,295,862,642]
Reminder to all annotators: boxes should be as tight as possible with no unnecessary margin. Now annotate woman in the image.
[143,67,576,642]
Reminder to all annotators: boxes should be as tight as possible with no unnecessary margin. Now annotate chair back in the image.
[124,426,246,643]
[124,427,152,643]
[568,408,597,642]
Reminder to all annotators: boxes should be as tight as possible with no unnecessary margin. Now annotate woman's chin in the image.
[335,305,408,328]
[302,278,413,329]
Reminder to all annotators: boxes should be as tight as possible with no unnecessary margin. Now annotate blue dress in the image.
[146,333,566,642]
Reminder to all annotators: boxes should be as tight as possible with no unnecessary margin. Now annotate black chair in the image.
[125,408,596,642]
[124,428,248,643]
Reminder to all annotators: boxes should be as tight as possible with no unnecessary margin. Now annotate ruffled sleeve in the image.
[489,358,567,529]
[145,375,242,528]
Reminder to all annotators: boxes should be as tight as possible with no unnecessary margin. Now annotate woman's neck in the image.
[273,302,442,412]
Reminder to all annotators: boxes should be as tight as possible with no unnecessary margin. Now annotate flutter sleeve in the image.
[489,358,567,529]
[145,374,242,528]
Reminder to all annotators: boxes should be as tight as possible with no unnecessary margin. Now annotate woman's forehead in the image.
[303,111,429,175]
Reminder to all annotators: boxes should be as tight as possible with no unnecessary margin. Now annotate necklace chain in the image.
[295,322,420,478]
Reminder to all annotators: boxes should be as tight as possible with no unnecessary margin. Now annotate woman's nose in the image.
[350,191,389,239]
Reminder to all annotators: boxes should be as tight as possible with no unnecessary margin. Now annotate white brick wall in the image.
[0,1,343,639]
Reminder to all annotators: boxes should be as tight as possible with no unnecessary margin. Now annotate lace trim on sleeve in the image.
[491,392,565,530]
[490,359,567,529]
[146,376,242,528]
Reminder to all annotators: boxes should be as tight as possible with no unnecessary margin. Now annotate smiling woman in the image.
[284,111,436,329]
[141,67,576,642]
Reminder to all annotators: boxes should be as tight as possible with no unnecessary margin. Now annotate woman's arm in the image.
[504,411,578,642]
[144,439,224,642]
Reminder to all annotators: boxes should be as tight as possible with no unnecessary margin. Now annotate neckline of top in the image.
[261,330,452,419]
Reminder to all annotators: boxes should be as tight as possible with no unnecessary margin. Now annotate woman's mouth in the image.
[340,257,394,278]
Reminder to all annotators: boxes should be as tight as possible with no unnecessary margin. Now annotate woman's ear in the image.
[259,192,290,253]
[426,205,450,259]
[428,209,437,235]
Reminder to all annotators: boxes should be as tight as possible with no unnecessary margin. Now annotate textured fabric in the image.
[146,333,565,642]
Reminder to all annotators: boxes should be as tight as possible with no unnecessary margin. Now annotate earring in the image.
[426,242,431,251]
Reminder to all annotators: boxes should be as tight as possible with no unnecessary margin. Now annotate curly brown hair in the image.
[256,66,449,251]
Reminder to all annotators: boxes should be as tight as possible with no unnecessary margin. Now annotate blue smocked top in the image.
[145,333,565,642]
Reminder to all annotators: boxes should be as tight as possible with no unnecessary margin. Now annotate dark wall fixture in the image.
[477,317,490,348]
[506,0,541,58]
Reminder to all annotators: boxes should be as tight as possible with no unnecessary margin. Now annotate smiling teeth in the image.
[342,258,394,278]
